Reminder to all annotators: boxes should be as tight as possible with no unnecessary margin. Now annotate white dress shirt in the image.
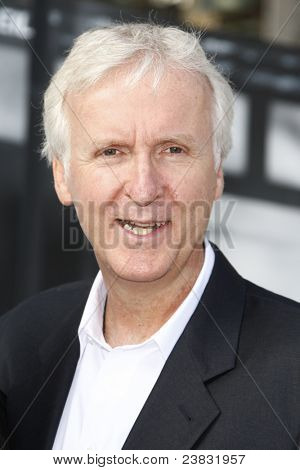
[53,239,215,450]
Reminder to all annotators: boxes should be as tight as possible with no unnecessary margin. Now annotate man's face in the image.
[53,68,223,284]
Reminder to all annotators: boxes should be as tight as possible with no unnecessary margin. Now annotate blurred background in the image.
[0,0,299,314]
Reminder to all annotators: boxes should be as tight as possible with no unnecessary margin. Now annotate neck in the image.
[101,248,205,347]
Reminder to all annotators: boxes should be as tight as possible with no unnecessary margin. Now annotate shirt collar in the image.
[78,238,215,360]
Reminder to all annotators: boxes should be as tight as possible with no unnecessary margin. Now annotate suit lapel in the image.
[123,246,246,449]
[8,293,88,450]
[123,334,220,449]
[37,331,80,449]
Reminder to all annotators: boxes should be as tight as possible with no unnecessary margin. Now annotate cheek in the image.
[69,165,119,202]
[176,171,216,204]
[173,171,216,228]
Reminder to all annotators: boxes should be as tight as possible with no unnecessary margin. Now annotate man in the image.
[1,23,300,450]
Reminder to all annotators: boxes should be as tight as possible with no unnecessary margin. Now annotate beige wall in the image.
[261,0,300,46]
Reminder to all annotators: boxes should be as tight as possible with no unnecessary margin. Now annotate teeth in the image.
[132,226,154,235]
[120,220,167,229]
[137,222,156,228]
[122,221,168,235]
[123,223,155,235]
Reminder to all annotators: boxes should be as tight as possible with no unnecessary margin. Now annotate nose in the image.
[124,155,162,206]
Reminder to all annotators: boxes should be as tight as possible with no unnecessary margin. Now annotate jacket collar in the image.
[187,243,246,382]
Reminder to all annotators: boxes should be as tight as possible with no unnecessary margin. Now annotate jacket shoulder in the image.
[0,280,92,373]
[0,280,92,326]
[242,280,300,356]
[246,280,300,311]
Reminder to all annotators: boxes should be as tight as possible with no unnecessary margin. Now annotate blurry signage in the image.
[0,7,34,40]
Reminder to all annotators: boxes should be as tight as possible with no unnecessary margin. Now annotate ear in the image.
[214,164,224,201]
[52,158,73,206]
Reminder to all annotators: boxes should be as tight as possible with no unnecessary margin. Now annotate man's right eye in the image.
[102,148,118,156]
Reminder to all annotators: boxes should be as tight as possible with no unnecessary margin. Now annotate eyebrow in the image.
[92,138,129,150]
[152,134,199,147]
[91,133,199,149]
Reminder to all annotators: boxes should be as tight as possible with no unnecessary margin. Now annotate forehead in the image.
[65,68,213,141]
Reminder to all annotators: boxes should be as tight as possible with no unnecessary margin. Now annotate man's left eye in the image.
[103,148,118,156]
[168,146,183,154]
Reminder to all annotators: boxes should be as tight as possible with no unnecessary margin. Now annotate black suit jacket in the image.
[1,245,300,450]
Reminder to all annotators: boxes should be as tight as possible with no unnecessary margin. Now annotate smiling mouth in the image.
[116,219,170,236]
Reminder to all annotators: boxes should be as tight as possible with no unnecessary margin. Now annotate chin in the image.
[108,258,171,283]
[119,272,167,283]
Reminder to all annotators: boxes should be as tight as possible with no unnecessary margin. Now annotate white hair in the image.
[42,23,234,170]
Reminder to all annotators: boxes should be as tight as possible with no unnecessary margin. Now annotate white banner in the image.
[0,450,299,470]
